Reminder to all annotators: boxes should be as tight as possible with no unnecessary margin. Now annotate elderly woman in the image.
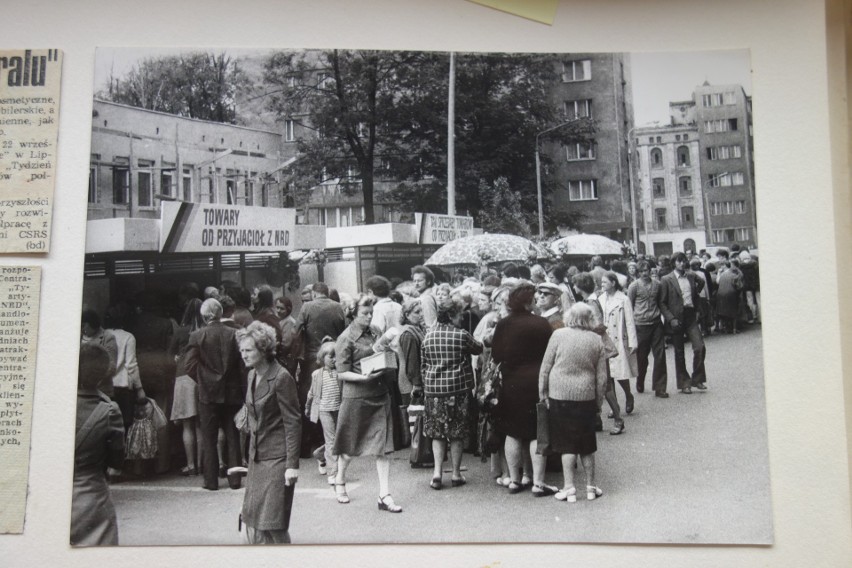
[490,283,557,496]
[236,321,301,544]
[538,303,609,502]
[71,343,125,546]
[421,302,483,489]
[334,295,402,513]
[599,271,638,416]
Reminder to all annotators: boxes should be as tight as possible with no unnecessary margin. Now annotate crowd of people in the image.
[72,244,760,545]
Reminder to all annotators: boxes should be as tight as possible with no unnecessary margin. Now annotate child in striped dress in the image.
[305,340,342,486]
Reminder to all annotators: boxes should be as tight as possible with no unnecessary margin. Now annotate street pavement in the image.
[108,325,772,546]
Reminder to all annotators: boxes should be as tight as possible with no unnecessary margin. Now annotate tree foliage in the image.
[99,52,246,123]
[261,49,596,228]
[477,177,534,236]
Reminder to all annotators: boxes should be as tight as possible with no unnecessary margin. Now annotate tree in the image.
[99,52,246,123]
[477,177,534,236]
[261,49,595,228]
[263,49,442,224]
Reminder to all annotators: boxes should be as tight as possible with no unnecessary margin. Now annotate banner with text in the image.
[160,202,297,253]
[417,213,475,245]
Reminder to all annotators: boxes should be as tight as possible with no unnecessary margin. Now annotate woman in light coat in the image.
[598,271,638,415]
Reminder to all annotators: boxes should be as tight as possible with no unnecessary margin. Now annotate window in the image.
[287,75,298,88]
[708,171,745,187]
[244,173,255,206]
[182,167,193,201]
[675,135,681,141]
[656,136,662,143]
[648,137,654,143]
[562,59,591,82]
[681,206,695,228]
[317,72,330,87]
[284,119,295,142]
[652,178,665,198]
[706,145,743,160]
[226,176,235,205]
[736,227,750,240]
[679,176,692,196]
[564,99,592,120]
[650,148,663,169]
[676,145,690,166]
[568,179,597,201]
[112,158,129,205]
[160,170,174,198]
[736,200,746,213]
[137,160,155,207]
[701,92,735,107]
[655,208,667,230]
[88,166,97,204]
[682,133,689,140]
[566,141,595,160]
[704,118,738,133]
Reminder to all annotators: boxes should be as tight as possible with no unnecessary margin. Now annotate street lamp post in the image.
[535,119,583,239]
[626,127,640,252]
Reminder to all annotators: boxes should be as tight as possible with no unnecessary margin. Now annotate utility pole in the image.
[447,52,456,215]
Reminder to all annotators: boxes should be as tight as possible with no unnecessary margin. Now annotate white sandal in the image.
[555,486,577,502]
[587,485,603,501]
[334,483,350,504]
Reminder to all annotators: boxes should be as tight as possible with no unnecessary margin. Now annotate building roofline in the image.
[93,98,283,137]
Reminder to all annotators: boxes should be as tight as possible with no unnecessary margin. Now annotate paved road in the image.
[108,326,771,546]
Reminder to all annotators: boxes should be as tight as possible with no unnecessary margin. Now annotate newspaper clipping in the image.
[0,266,41,533]
[0,49,61,253]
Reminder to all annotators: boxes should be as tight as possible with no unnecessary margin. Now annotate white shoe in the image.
[327,475,336,486]
[555,486,576,502]
[587,485,603,500]
[317,460,327,475]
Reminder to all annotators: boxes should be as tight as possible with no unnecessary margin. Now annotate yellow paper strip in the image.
[466,0,558,25]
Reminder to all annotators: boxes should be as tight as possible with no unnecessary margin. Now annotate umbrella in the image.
[550,234,624,257]
[425,234,552,267]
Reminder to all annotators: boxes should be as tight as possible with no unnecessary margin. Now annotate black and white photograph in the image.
[73,46,771,546]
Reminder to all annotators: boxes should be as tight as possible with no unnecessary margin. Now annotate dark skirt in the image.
[547,398,598,456]
[424,392,471,442]
[333,393,394,456]
[241,456,293,532]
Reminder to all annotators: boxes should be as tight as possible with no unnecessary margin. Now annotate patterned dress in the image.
[420,323,483,441]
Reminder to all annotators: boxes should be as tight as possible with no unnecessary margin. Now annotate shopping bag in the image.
[408,412,434,468]
[535,401,550,455]
[125,417,158,460]
[392,404,411,451]
[147,397,168,430]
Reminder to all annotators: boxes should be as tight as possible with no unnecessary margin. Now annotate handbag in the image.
[234,404,249,435]
[535,401,550,455]
[477,359,502,411]
[408,393,434,468]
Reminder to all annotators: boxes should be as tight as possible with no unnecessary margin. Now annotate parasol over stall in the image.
[550,233,625,258]
[425,233,553,268]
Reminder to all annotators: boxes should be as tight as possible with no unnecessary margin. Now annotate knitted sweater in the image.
[538,327,608,408]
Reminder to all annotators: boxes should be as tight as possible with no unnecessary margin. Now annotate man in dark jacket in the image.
[185,298,243,490]
[658,253,707,394]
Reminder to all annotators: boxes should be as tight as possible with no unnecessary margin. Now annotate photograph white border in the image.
[0,0,850,566]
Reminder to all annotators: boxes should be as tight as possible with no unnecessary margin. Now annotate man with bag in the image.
[185,299,244,491]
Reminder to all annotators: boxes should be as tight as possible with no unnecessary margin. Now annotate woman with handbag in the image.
[420,301,483,490]
[236,321,301,544]
[538,303,609,503]
[333,294,402,513]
